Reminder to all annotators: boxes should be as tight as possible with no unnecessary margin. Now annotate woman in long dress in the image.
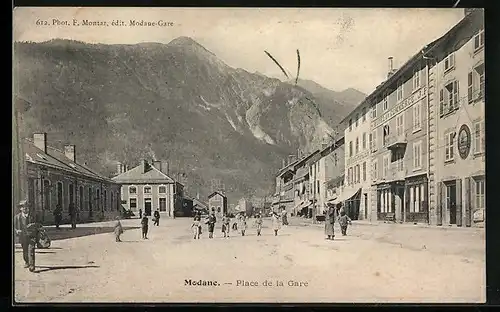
[114,216,124,242]
[271,212,281,236]
[238,214,247,236]
[325,205,335,240]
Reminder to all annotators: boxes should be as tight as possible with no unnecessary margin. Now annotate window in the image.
[372,130,377,151]
[474,120,485,155]
[159,186,166,194]
[79,186,84,211]
[383,125,390,146]
[349,119,352,131]
[68,183,74,209]
[356,165,360,184]
[409,185,422,213]
[413,69,421,91]
[362,132,367,150]
[111,192,114,213]
[383,154,390,178]
[217,207,221,213]
[88,187,92,212]
[475,177,485,209]
[444,131,455,162]
[468,63,485,103]
[144,186,152,194]
[396,114,404,136]
[362,108,366,122]
[372,104,378,118]
[347,168,351,185]
[440,81,459,116]
[355,114,359,127]
[413,102,422,131]
[362,162,366,181]
[355,137,359,155]
[369,133,373,151]
[129,186,137,195]
[413,141,422,169]
[96,189,100,211]
[317,180,320,193]
[444,53,455,72]
[349,141,353,157]
[474,30,484,52]
[130,198,137,210]
[397,81,404,102]
[383,96,388,111]
[373,161,378,180]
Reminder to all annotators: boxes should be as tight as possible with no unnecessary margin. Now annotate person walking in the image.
[338,209,352,236]
[221,214,231,238]
[14,201,37,272]
[207,212,217,239]
[141,214,149,239]
[153,210,160,226]
[281,208,289,226]
[239,214,248,236]
[254,214,263,236]
[325,205,335,240]
[271,212,281,236]
[113,216,123,242]
[192,213,201,239]
[69,202,76,229]
[53,203,62,229]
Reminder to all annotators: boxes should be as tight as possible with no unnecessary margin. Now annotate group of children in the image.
[191,211,284,239]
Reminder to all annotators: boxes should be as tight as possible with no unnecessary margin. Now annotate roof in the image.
[112,163,175,184]
[340,10,480,124]
[23,138,114,183]
[208,191,227,199]
[192,198,208,209]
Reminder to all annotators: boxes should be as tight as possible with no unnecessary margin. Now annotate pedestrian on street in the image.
[139,209,142,219]
[338,210,352,236]
[325,205,335,240]
[239,213,247,236]
[114,216,123,242]
[141,215,149,239]
[206,212,217,239]
[254,214,263,236]
[192,213,201,239]
[53,203,62,229]
[271,212,281,236]
[281,208,289,226]
[69,202,77,229]
[221,214,231,238]
[153,210,160,226]
[14,200,38,272]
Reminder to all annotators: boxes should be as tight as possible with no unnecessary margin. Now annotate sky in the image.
[13,7,465,94]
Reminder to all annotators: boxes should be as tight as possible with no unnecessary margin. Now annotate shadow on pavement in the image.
[45,226,141,241]
[35,265,100,273]
[15,250,57,254]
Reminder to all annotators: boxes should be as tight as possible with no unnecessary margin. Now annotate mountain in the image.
[296,79,366,128]
[14,37,357,201]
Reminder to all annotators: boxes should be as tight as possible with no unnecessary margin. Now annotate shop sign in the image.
[473,208,484,222]
[458,124,471,159]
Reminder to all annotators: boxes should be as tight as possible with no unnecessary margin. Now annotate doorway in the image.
[144,198,152,216]
[159,197,167,212]
[363,193,368,219]
[446,182,457,224]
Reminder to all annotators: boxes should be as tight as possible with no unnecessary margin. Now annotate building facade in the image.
[113,159,176,217]
[428,9,485,227]
[208,191,228,218]
[24,133,121,225]
[341,99,372,220]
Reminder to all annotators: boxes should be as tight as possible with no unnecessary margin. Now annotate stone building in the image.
[208,191,228,218]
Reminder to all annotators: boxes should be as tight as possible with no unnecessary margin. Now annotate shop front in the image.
[404,174,429,223]
[376,181,404,222]
[343,188,361,220]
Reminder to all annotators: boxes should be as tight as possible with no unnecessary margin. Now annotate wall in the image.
[120,183,175,217]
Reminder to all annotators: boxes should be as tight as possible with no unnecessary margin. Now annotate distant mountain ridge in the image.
[14,37,364,201]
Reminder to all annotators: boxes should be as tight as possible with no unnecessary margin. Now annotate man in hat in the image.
[14,200,36,272]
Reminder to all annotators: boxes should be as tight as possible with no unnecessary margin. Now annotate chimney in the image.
[387,57,394,78]
[161,161,169,175]
[152,160,162,171]
[33,133,47,153]
[116,162,122,175]
[141,159,148,173]
[64,145,76,162]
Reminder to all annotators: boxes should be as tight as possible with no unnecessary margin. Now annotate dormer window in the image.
[474,30,484,52]
[444,53,455,73]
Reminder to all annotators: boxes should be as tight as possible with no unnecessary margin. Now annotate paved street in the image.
[14,217,485,303]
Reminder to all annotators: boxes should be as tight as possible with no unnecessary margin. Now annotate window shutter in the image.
[439,89,444,116]
[453,81,459,109]
[465,177,471,227]
[456,179,462,227]
[468,72,473,103]
[450,53,455,67]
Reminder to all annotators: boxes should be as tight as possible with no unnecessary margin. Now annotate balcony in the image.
[385,133,408,151]
[389,169,405,182]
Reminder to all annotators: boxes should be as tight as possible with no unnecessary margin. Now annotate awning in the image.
[343,188,362,202]
[336,188,361,203]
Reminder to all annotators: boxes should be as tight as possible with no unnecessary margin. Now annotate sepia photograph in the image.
[12,7,485,303]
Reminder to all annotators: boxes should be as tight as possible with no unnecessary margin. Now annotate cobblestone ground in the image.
[14,217,485,303]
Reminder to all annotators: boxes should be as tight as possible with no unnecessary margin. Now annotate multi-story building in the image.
[340,98,372,220]
[309,136,345,218]
[428,9,485,227]
[208,191,228,218]
[272,155,300,214]
[112,159,177,217]
[24,133,121,225]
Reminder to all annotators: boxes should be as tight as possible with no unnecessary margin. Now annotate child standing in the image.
[239,214,247,236]
[114,216,123,242]
[271,212,281,236]
[254,214,263,236]
[337,210,352,236]
[141,215,149,239]
[192,214,201,239]
[222,214,231,238]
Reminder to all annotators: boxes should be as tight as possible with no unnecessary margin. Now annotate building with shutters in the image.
[23,133,121,225]
[112,159,178,217]
[428,9,484,227]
